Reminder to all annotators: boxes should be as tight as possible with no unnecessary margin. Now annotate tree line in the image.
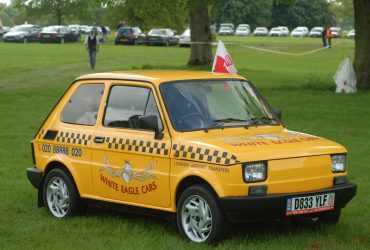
[1,0,353,31]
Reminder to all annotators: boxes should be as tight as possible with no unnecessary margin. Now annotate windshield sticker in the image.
[100,155,157,195]
[174,161,230,173]
[220,131,320,147]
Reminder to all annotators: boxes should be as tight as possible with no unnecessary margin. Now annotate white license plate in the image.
[286,193,335,216]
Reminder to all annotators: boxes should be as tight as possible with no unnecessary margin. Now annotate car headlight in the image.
[331,154,347,172]
[243,161,267,182]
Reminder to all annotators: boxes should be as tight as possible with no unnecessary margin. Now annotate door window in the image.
[61,83,104,126]
[103,85,163,130]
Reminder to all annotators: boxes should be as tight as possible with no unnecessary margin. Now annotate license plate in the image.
[286,193,335,216]
[120,38,127,42]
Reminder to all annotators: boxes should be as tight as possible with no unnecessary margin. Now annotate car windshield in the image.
[149,29,167,35]
[11,26,31,32]
[43,27,59,32]
[271,28,280,31]
[160,80,280,132]
[256,28,265,31]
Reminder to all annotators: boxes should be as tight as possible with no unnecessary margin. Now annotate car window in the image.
[61,84,104,126]
[104,85,163,131]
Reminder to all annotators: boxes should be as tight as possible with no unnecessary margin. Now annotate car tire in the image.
[23,37,28,43]
[60,38,65,44]
[176,184,228,244]
[43,168,82,218]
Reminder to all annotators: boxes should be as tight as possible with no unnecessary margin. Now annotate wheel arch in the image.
[174,175,218,211]
[38,160,80,207]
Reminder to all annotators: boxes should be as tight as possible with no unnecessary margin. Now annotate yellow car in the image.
[26,71,357,243]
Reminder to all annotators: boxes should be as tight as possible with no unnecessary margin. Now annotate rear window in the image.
[118,27,132,35]
[61,84,104,126]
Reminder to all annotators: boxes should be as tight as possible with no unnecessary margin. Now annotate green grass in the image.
[0,36,369,249]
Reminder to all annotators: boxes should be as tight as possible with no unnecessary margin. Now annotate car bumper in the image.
[26,167,43,188]
[219,182,357,222]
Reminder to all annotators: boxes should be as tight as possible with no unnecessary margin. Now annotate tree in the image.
[104,0,187,31]
[329,0,353,29]
[353,0,370,89]
[14,0,89,25]
[187,0,213,66]
[272,0,333,30]
[216,0,273,30]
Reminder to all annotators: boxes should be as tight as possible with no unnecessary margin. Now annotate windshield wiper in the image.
[204,118,250,131]
[249,117,277,126]
[213,118,249,123]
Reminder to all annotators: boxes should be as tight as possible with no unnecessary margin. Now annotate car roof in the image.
[76,70,245,85]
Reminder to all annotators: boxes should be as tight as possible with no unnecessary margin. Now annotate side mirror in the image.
[139,115,163,140]
[273,108,282,120]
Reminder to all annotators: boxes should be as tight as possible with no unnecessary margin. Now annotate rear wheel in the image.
[177,185,228,243]
[43,168,82,218]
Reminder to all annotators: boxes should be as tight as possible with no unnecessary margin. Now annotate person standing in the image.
[321,25,327,47]
[326,26,333,48]
[101,25,108,42]
[84,29,100,70]
[210,22,217,42]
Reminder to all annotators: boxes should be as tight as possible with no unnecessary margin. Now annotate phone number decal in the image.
[41,144,82,157]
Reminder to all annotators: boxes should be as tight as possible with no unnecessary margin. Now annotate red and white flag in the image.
[212,40,237,74]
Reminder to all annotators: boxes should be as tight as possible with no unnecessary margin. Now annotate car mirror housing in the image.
[139,115,163,139]
[273,108,282,120]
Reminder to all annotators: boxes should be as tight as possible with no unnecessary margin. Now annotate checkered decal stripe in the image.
[56,131,92,145]
[106,137,169,156]
[172,144,238,165]
[38,129,45,139]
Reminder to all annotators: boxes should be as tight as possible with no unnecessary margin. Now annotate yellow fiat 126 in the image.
[27,71,357,243]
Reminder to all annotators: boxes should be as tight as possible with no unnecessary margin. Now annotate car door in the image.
[91,81,172,208]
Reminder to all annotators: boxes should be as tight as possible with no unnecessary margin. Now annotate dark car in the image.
[3,24,41,43]
[115,26,145,45]
[144,28,178,46]
[39,26,81,44]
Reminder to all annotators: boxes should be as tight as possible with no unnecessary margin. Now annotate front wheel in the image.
[43,168,82,218]
[177,185,228,243]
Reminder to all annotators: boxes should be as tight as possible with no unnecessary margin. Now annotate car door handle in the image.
[94,136,105,143]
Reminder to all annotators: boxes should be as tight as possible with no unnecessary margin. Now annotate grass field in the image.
[0,36,369,249]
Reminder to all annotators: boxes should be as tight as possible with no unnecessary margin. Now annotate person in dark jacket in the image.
[321,25,327,47]
[84,29,100,70]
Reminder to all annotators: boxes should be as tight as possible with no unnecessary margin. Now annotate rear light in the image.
[31,141,36,165]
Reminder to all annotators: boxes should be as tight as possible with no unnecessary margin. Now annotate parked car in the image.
[0,26,10,39]
[347,29,355,39]
[79,25,91,34]
[291,27,309,37]
[309,27,323,38]
[39,26,81,44]
[253,27,269,36]
[26,70,357,244]
[235,26,249,36]
[331,27,342,38]
[115,26,145,45]
[145,28,178,46]
[237,24,250,31]
[220,23,234,32]
[219,27,233,35]
[3,24,41,43]
[179,29,191,47]
[269,27,284,37]
[68,25,81,33]
[277,26,289,36]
